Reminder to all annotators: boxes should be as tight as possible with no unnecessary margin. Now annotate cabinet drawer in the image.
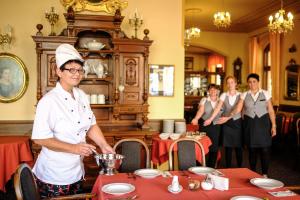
[119,106,143,113]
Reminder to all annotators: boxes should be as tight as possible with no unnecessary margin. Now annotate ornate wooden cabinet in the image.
[32,9,152,129]
[32,9,154,190]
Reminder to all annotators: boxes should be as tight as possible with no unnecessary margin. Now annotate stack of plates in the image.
[250,178,284,190]
[163,120,174,133]
[175,122,186,134]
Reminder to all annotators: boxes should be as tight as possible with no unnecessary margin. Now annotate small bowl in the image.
[159,133,170,140]
[170,133,181,140]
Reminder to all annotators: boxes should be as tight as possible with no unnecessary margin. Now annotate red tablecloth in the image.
[151,135,212,165]
[91,168,300,200]
[0,136,33,191]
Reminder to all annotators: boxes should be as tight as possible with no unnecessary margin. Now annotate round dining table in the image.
[0,136,33,191]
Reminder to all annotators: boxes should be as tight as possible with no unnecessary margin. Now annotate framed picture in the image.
[185,57,194,70]
[149,64,174,96]
[0,53,29,103]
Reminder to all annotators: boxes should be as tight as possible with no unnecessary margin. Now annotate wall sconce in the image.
[0,25,13,50]
[129,8,143,39]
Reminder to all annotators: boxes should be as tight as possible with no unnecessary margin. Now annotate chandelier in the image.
[268,0,294,34]
[185,27,201,40]
[213,11,231,28]
[184,27,201,46]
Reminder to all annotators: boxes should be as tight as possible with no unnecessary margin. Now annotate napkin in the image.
[208,174,229,191]
[268,190,297,197]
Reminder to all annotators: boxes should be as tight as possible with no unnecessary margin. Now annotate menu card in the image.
[208,174,229,191]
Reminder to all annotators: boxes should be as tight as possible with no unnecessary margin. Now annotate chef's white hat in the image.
[55,44,84,69]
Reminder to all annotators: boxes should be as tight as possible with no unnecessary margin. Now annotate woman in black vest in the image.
[191,84,222,168]
[204,76,243,168]
[224,73,276,176]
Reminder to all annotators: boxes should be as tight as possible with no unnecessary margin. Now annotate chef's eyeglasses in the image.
[62,68,85,75]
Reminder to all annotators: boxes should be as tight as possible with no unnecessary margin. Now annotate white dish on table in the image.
[230,196,262,200]
[168,184,183,194]
[188,166,216,175]
[101,183,135,195]
[250,178,284,190]
[134,169,161,179]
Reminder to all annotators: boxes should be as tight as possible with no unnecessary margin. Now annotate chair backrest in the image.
[168,138,206,171]
[275,112,286,136]
[14,163,40,200]
[113,138,150,172]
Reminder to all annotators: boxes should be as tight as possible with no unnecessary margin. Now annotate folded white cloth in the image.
[268,190,297,197]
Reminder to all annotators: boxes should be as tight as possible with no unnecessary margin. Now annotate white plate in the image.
[168,185,183,194]
[101,183,135,195]
[134,169,161,179]
[230,196,262,200]
[250,178,284,190]
[188,167,216,175]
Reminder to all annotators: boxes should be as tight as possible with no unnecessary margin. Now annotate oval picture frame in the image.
[0,53,29,103]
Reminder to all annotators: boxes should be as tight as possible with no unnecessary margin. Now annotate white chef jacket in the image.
[32,82,96,185]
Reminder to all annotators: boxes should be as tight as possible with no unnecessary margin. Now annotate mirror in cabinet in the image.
[285,59,300,100]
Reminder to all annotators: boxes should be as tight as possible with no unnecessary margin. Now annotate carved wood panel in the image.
[47,55,57,87]
[124,58,138,87]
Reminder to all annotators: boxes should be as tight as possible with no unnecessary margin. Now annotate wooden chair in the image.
[14,163,95,200]
[272,112,287,151]
[295,118,300,170]
[168,138,206,171]
[113,138,150,173]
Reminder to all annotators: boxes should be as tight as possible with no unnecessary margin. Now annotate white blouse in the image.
[240,89,271,102]
[199,96,218,109]
[220,91,241,106]
[32,82,96,185]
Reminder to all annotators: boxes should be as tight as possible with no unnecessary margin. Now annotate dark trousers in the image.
[207,151,218,168]
[248,147,270,175]
[225,147,243,168]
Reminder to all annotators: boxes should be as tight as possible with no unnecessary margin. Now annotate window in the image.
[263,44,272,94]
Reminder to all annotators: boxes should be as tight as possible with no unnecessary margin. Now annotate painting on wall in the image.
[185,57,194,71]
[0,53,29,103]
[149,64,174,96]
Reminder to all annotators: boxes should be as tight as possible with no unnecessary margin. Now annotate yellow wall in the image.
[185,53,208,71]
[190,31,249,84]
[0,0,184,120]
[281,17,300,106]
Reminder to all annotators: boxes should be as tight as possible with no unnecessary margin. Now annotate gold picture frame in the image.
[60,0,128,14]
[0,53,29,103]
[149,64,175,97]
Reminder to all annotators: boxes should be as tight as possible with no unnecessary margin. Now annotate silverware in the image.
[106,194,138,200]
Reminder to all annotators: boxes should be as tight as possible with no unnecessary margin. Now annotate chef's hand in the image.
[101,143,115,154]
[74,143,96,156]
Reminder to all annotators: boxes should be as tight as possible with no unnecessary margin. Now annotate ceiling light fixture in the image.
[268,0,294,34]
[185,8,201,46]
[213,0,231,28]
